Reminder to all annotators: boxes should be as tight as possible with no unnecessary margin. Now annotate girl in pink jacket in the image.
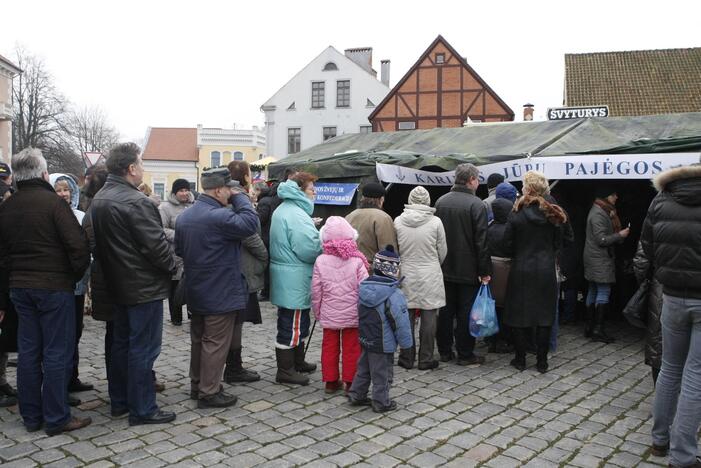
[312,216,369,393]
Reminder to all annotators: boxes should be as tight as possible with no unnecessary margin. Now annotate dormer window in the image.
[366,98,376,107]
[287,101,296,110]
[435,53,445,64]
[323,62,338,71]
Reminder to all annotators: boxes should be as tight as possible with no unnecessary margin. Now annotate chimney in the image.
[345,47,373,74]
[380,60,390,87]
[523,103,534,121]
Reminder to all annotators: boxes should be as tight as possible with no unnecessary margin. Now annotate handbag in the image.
[623,279,649,328]
[469,284,499,338]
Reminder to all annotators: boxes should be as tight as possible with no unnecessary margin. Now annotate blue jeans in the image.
[586,282,611,306]
[652,294,701,466]
[110,301,163,418]
[10,288,75,431]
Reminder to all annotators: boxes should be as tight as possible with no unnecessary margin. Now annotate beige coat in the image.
[394,204,447,310]
[346,207,398,264]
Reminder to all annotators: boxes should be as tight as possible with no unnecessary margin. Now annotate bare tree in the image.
[63,106,119,156]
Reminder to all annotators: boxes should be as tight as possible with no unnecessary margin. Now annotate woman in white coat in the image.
[394,186,448,370]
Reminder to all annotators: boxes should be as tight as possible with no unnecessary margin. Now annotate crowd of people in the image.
[0,143,700,467]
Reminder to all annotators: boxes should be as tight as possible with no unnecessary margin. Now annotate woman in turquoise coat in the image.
[269,172,322,385]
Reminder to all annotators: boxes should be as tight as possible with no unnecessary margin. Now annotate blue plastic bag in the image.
[469,284,499,338]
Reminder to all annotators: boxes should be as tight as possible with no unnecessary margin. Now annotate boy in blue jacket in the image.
[348,245,413,413]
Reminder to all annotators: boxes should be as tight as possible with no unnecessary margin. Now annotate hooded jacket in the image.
[49,173,89,295]
[311,217,369,329]
[487,198,513,258]
[357,275,413,353]
[159,191,194,280]
[175,193,259,314]
[641,164,701,299]
[269,180,322,310]
[394,204,447,310]
[503,204,563,328]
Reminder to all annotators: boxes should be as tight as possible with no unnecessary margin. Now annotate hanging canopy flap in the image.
[268,112,701,180]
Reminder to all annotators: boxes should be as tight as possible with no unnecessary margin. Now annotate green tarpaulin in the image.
[268,112,701,181]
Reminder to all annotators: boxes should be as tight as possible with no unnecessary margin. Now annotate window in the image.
[233,151,244,161]
[311,82,325,108]
[288,128,301,154]
[435,53,445,64]
[336,80,350,107]
[153,183,165,200]
[359,125,372,134]
[366,98,376,107]
[258,154,263,160]
[210,151,221,167]
[323,127,337,141]
[398,121,416,131]
[323,62,338,71]
[287,101,296,110]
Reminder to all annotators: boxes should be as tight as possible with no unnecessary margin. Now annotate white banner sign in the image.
[375,153,701,186]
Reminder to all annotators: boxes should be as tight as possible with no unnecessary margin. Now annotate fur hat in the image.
[495,182,518,202]
[171,178,190,194]
[487,173,505,189]
[408,186,430,206]
[362,182,386,199]
[321,216,357,242]
[373,245,400,279]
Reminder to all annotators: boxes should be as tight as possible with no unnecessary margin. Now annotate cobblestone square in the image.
[0,302,669,467]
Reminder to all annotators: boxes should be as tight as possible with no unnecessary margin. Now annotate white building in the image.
[261,46,390,159]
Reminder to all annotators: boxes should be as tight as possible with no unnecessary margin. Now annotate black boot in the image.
[294,342,317,373]
[224,348,260,383]
[510,327,527,371]
[397,346,415,369]
[536,326,550,373]
[591,304,615,344]
[275,348,309,386]
[584,304,595,338]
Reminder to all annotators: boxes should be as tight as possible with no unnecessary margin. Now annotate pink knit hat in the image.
[321,216,357,242]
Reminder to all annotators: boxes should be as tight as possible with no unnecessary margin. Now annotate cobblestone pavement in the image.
[0,301,671,467]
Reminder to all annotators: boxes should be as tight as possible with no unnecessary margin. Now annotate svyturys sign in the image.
[547,106,609,120]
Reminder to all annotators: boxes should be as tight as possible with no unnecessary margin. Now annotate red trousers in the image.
[321,328,360,384]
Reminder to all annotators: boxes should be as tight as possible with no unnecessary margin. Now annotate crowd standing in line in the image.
[0,143,699,468]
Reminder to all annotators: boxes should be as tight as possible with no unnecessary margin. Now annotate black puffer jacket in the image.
[256,184,275,246]
[89,174,176,305]
[435,185,492,285]
[487,198,513,257]
[641,164,701,299]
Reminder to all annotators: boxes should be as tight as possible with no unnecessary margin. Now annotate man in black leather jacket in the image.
[90,142,176,427]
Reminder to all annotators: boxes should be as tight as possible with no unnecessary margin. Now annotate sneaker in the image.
[45,416,92,436]
[456,355,485,367]
[371,400,397,413]
[348,395,372,407]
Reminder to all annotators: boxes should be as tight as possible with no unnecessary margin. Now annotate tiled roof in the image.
[564,47,701,116]
[142,128,198,161]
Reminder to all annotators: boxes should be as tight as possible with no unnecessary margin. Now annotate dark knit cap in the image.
[594,184,617,199]
[172,178,191,194]
[362,182,386,199]
[373,245,400,279]
[487,173,505,189]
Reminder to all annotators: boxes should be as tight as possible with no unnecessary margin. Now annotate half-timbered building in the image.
[368,35,514,132]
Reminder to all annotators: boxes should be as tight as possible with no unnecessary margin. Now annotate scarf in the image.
[514,194,568,225]
[322,239,370,270]
[594,198,622,232]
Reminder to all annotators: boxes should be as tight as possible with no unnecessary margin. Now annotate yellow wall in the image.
[143,171,194,201]
[198,144,265,169]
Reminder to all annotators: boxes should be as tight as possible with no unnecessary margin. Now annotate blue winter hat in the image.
[373,245,400,279]
[495,182,518,202]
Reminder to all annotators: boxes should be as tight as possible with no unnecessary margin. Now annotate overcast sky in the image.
[2,0,698,142]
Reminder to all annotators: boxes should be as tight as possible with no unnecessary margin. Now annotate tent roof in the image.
[269,112,701,180]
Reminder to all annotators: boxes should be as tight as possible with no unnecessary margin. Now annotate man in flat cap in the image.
[175,168,258,408]
[346,182,397,264]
